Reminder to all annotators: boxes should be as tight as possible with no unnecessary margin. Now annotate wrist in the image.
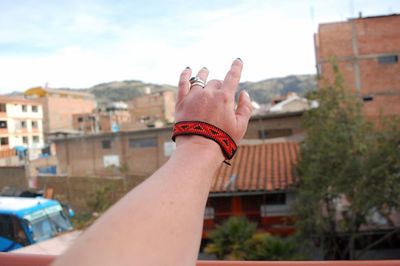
[174,136,224,166]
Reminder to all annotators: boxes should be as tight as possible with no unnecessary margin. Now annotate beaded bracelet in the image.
[172,121,237,163]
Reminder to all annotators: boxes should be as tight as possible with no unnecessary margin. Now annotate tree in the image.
[294,63,400,259]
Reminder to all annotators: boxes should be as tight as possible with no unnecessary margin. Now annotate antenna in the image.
[310,6,315,24]
[349,0,354,18]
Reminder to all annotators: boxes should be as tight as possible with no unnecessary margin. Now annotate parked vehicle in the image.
[0,196,73,252]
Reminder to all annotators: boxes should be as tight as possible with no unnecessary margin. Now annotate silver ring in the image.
[190,81,205,88]
[189,76,205,89]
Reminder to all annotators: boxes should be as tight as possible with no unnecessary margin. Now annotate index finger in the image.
[221,58,243,95]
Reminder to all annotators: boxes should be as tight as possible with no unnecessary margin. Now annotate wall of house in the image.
[46,96,96,133]
[55,128,174,177]
[0,166,27,190]
[315,15,400,120]
[55,113,304,177]
[245,112,304,139]
[36,175,146,211]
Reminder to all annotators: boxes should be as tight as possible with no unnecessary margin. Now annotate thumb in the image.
[235,90,253,138]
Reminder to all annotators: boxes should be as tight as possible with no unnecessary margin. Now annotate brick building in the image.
[24,87,97,137]
[127,90,176,129]
[53,111,304,237]
[314,14,400,120]
[72,102,131,134]
[54,111,305,177]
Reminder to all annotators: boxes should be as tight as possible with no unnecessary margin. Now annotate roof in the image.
[24,87,94,99]
[0,96,42,105]
[0,197,59,218]
[269,95,309,113]
[211,142,299,194]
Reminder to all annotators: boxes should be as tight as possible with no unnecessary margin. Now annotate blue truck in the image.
[0,196,73,252]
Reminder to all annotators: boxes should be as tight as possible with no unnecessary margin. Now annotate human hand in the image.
[174,59,252,153]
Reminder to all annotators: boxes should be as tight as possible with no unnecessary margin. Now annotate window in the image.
[21,121,27,128]
[0,104,6,112]
[204,207,215,219]
[260,193,290,217]
[0,137,9,146]
[0,121,7,129]
[363,95,374,102]
[32,136,40,143]
[22,105,27,112]
[102,140,111,149]
[378,55,398,64]
[258,129,293,139]
[32,105,38,112]
[265,193,286,205]
[23,136,28,144]
[32,121,38,128]
[129,138,157,148]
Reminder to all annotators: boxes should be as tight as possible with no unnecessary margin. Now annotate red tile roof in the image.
[211,142,299,193]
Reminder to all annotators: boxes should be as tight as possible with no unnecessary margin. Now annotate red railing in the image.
[1,253,400,266]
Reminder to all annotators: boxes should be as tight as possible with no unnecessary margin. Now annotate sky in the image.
[0,0,399,93]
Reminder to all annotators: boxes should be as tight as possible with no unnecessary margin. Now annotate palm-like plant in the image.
[204,216,257,260]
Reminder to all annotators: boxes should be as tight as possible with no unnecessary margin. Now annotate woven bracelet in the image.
[171,121,237,162]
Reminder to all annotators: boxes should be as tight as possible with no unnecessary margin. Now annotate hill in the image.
[86,74,317,105]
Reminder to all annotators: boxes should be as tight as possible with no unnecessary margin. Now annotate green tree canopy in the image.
[295,63,400,259]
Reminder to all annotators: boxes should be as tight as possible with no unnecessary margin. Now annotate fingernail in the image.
[243,90,250,98]
[202,67,208,71]
[185,66,191,70]
[236,58,242,62]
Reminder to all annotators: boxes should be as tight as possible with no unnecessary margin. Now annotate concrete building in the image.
[314,14,400,120]
[269,93,310,113]
[0,97,44,151]
[127,90,176,129]
[24,87,97,137]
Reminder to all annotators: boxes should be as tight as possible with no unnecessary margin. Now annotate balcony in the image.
[1,253,400,266]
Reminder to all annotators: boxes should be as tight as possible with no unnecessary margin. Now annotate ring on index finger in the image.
[189,76,205,89]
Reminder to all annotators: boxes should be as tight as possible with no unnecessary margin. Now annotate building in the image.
[73,102,131,134]
[203,141,299,238]
[54,111,305,177]
[314,14,400,120]
[127,90,176,129]
[0,97,44,151]
[24,87,97,137]
[269,93,311,113]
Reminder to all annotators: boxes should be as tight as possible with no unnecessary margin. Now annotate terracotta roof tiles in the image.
[211,142,299,193]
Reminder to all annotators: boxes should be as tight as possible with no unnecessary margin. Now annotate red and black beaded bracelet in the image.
[171,121,237,162]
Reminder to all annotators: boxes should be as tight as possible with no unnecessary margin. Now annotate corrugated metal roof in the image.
[211,142,299,193]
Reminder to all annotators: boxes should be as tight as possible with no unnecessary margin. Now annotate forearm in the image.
[53,141,222,266]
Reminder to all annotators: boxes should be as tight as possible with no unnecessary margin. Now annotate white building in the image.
[0,97,44,153]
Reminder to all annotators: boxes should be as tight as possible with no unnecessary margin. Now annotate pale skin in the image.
[52,59,252,266]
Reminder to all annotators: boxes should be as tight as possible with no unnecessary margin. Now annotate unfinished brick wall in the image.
[315,15,400,121]
[0,167,27,191]
[37,175,146,212]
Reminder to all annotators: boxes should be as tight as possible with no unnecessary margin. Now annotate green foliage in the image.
[245,233,304,260]
[87,185,114,213]
[205,217,256,260]
[204,217,302,260]
[70,211,94,230]
[295,62,400,259]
